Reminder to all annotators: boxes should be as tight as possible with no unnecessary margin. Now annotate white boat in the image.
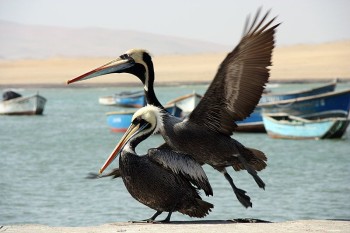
[0,91,47,115]
[166,92,202,116]
[99,95,116,106]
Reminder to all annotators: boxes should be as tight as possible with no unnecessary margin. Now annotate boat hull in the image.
[107,112,134,133]
[99,96,117,106]
[263,114,350,140]
[115,95,145,108]
[99,91,146,108]
[260,81,336,103]
[107,105,182,133]
[167,92,202,116]
[236,82,337,132]
[235,108,265,132]
[260,89,350,119]
[0,94,47,115]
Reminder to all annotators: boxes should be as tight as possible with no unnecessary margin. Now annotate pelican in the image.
[68,9,279,208]
[96,105,214,222]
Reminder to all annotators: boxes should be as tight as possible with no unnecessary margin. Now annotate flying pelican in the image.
[68,9,279,208]
[96,105,214,222]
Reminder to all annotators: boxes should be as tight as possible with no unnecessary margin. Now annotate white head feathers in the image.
[132,105,165,134]
[125,49,151,92]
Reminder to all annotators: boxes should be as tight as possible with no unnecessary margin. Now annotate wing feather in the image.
[189,9,280,135]
[148,145,213,196]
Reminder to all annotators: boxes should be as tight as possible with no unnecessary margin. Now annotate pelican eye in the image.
[139,119,149,127]
[132,116,146,125]
[120,54,129,59]
[132,117,151,130]
[120,54,135,65]
[131,117,140,125]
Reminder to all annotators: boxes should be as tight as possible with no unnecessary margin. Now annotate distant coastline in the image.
[1,78,350,89]
[1,40,349,87]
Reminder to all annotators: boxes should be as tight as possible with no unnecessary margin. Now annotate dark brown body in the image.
[161,115,266,172]
[67,9,279,209]
[119,149,213,218]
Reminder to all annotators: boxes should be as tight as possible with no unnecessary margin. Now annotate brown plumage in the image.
[190,9,279,136]
[67,9,280,209]
[89,107,213,222]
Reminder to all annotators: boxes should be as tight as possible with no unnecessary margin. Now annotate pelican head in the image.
[98,105,164,174]
[132,105,165,134]
[67,49,154,91]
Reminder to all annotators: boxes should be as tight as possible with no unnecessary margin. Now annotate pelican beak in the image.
[98,121,149,174]
[67,56,135,85]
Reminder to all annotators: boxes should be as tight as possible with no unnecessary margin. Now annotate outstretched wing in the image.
[148,144,213,196]
[189,9,280,136]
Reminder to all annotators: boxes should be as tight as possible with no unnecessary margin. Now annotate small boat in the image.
[260,89,350,119]
[262,113,350,139]
[106,104,182,132]
[235,109,265,132]
[0,91,47,115]
[99,90,146,108]
[106,110,134,132]
[236,81,338,132]
[166,92,202,116]
[260,81,337,103]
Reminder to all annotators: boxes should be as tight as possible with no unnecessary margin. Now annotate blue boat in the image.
[260,89,350,119]
[236,81,337,132]
[99,90,146,108]
[262,113,350,139]
[260,81,337,103]
[106,104,183,132]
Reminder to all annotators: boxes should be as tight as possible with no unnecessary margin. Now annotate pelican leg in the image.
[223,171,252,208]
[131,211,163,223]
[144,211,173,224]
[147,211,164,222]
[159,211,172,223]
[237,156,265,189]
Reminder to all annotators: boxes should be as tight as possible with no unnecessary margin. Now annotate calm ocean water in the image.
[1,83,350,226]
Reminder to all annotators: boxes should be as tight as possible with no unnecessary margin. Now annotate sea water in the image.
[1,83,349,226]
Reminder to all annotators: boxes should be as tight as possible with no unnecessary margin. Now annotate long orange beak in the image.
[67,57,135,85]
[99,122,143,174]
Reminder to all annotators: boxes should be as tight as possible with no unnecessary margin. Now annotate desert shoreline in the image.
[1,79,349,90]
[1,40,349,88]
[1,220,350,233]
[1,78,350,89]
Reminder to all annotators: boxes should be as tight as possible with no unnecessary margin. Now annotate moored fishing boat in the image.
[106,104,182,132]
[260,89,350,119]
[99,90,145,108]
[235,109,265,132]
[0,91,47,115]
[262,113,350,139]
[260,80,337,103]
[166,92,202,116]
[236,81,338,132]
[106,110,134,133]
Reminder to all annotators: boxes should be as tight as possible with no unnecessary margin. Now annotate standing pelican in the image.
[97,105,213,222]
[68,9,279,208]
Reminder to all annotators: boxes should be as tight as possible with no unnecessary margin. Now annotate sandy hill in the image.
[0,20,228,59]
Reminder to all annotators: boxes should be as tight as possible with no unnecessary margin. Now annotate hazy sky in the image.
[0,0,349,46]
